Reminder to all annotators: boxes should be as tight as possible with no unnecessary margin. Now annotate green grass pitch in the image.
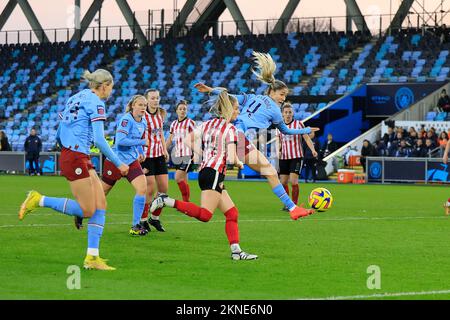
[1,175,450,300]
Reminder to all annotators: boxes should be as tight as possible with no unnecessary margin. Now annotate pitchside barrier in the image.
[0,151,102,175]
[366,156,450,184]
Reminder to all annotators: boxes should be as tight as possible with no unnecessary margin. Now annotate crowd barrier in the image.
[366,156,450,183]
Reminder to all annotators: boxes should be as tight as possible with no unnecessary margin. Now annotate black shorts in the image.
[172,156,194,172]
[198,168,225,194]
[279,158,303,175]
[141,156,168,176]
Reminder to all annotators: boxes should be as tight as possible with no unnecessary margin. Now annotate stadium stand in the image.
[2,29,449,152]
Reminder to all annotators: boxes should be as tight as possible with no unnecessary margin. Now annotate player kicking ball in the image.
[151,89,257,260]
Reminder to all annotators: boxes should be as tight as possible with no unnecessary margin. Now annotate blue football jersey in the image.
[113,113,147,165]
[57,89,107,154]
[233,94,283,132]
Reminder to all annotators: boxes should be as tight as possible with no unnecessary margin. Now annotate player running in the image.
[18,69,128,270]
[150,89,258,260]
[166,100,196,202]
[140,89,169,232]
[277,102,318,210]
[100,95,150,235]
[194,51,320,220]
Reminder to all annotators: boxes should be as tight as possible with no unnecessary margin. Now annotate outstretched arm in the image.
[276,121,320,135]
[194,83,247,105]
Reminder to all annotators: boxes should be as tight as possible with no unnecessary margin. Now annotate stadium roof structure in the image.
[0,0,439,45]
[168,0,372,37]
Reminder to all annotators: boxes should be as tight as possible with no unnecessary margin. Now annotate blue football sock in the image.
[133,195,146,226]
[43,197,84,218]
[87,209,106,255]
[272,183,296,211]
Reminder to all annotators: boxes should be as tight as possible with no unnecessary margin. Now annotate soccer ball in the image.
[308,187,333,211]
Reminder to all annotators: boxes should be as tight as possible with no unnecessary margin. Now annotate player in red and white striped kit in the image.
[166,100,196,202]
[140,89,169,232]
[277,103,318,209]
[151,89,258,260]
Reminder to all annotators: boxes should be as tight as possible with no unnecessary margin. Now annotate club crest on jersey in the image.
[121,119,128,127]
[97,105,105,115]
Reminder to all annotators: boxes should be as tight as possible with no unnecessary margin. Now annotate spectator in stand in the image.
[424,138,435,157]
[397,127,407,137]
[419,125,427,140]
[303,131,321,183]
[382,126,396,146]
[24,128,42,176]
[395,140,412,157]
[0,130,11,151]
[388,132,403,156]
[426,129,438,147]
[438,89,450,112]
[406,128,418,147]
[438,131,449,148]
[360,140,376,172]
[412,139,427,157]
[320,133,338,158]
[376,140,388,156]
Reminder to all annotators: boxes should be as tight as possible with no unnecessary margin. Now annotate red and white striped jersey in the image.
[144,111,164,158]
[169,117,196,157]
[278,120,305,160]
[198,118,237,175]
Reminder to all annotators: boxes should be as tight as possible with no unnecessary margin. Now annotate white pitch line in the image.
[298,289,450,300]
[0,215,448,228]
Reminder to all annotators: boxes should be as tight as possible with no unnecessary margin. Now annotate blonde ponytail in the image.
[208,89,234,122]
[251,51,276,85]
[251,51,288,95]
[82,69,113,89]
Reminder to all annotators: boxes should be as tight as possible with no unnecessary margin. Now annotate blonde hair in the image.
[251,51,288,94]
[282,101,293,112]
[144,88,167,120]
[125,95,147,113]
[82,69,113,89]
[209,89,235,122]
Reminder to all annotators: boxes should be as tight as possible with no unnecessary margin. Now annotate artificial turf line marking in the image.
[298,289,450,300]
[1,215,448,228]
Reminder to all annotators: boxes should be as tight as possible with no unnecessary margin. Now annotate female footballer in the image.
[166,100,196,202]
[140,89,170,232]
[150,90,258,260]
[19,69,128,270]
[277,102,318,209]
[194,51,319,220]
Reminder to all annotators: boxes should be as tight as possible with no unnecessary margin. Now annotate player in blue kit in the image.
[100,95,150,236]
[18,69,128,271]
[194,52,320,220]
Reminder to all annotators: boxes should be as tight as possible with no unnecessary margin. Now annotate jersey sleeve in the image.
[226,125,238,144]
[169,121,175,134]
[270,106,284,125]
[87,99,107,122]
[116,115,132,135]
[188,119,195,132]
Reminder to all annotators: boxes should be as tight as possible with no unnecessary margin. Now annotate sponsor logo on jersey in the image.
[121,119,128,127]
[97,105,105,115]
